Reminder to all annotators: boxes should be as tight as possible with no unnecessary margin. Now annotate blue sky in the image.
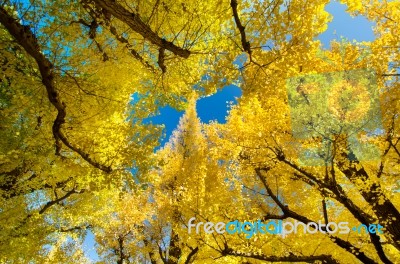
[145,85,242,147]
[319,1,375,46]
[144,0,376,149]
[83,0,376,261]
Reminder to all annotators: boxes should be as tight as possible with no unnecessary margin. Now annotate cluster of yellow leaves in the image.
[1,0,400,263]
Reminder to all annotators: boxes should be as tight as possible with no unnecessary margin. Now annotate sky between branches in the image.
[83,0,376,260]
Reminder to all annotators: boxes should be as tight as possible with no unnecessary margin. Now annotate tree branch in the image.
[0,7,112,173]
[337,154,400,250]
[89,0,190,58]
[255,168,380,264]
[230,0,251,54]
[184,246,199,264]
[106,22,157,73]
[220,244,339,264]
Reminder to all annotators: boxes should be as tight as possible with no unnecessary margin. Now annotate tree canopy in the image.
[0,0,399,263]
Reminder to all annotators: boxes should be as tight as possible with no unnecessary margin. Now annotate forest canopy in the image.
[0,0,399,263]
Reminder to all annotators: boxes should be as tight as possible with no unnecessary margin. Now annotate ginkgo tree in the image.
[1,0,399,263]
[0,0,235,261]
